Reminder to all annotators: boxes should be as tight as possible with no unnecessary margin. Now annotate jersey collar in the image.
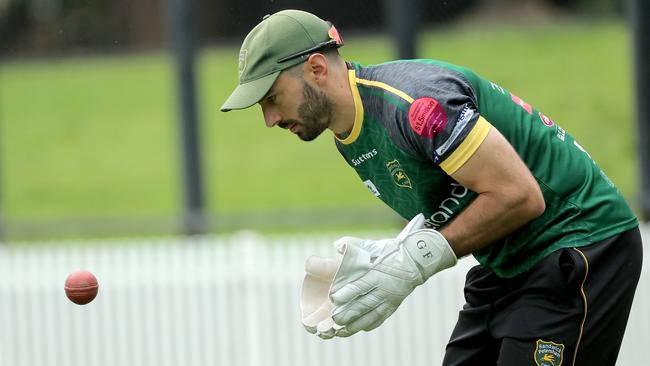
[336,68,364,145]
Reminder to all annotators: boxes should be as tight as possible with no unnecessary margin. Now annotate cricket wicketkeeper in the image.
[221,10,643,366]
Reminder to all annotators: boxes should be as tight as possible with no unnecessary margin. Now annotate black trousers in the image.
[443,227,643,366]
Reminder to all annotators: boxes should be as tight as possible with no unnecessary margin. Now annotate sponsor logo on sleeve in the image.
[424,182,468,229]
[386,160,412,189]
[490,82,506,94]
[435,106,475,157]
[408,97,447,138]
[556,126,566,141]
[534,340,564,366]
[510,92,533,114]
[538,112,555,127]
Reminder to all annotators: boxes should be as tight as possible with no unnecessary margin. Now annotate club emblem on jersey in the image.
[534,340,564,366]
[386,160,412,189]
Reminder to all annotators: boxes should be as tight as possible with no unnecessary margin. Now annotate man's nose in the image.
[262,107,282,128]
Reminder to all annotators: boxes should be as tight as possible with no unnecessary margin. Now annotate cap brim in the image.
[220,72,281,112]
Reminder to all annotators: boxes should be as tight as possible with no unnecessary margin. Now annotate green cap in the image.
[220,10,343,112]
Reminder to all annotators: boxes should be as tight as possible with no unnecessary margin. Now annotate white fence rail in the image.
[0,228,648,366]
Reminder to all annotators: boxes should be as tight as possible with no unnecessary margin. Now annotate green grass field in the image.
[0,19,639,239]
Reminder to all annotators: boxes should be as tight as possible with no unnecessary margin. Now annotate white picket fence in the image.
[0,228,647,366]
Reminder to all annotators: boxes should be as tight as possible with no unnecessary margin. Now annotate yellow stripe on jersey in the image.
[440,117,491,175]
[337,72,416,144]
[356,78,415,104]
[336,69,365,145]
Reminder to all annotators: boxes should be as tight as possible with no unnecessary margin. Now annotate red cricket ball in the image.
[64,270,99,305]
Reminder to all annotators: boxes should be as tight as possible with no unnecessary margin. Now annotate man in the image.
[221,9,643,366]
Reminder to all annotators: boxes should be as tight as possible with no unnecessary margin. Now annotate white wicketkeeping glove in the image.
[300,255,344,338]
[299,214,457,339]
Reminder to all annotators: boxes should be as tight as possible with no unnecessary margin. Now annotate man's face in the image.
[259,71,334,141]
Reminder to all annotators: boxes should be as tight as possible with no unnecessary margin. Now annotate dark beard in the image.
[279,81,333,141]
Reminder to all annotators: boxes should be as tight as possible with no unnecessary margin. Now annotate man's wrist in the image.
[402,229,458,280]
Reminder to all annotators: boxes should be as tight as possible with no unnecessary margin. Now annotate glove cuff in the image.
[402,229,457,280]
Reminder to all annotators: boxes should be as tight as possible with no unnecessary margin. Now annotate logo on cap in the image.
[238,49,248,77]
[328,25,344,46]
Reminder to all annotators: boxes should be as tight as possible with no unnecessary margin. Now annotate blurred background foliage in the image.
[0,0,637,241]
[0,0,624,56]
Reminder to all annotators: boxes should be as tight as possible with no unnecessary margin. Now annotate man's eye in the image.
[267,95,276,103]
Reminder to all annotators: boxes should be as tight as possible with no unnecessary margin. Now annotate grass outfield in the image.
[0,20,639,237]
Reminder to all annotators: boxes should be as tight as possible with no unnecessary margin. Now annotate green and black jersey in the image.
[335,59,637,278]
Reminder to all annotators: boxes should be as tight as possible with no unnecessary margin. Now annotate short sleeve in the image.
[396,67,491,175]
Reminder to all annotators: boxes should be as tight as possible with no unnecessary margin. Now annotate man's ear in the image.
[306,53,328,84]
